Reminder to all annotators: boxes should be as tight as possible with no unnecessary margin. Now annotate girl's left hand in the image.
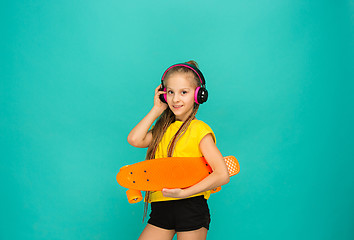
[162,188,186,198]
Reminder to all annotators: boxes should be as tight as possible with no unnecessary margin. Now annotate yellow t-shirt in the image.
[149,119,216,203]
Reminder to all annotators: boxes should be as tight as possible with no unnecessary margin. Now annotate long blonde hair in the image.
[143,60,202,220]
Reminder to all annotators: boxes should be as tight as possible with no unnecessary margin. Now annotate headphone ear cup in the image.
[196,87,208,104]
[159,85,167,103]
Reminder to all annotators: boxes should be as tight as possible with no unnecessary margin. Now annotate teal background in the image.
[1,0,353,239]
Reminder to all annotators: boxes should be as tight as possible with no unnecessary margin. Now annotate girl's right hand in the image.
[153,85,168,112]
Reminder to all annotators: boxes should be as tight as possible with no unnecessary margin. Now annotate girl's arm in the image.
[127,85,167,148]
[162,133,230,198]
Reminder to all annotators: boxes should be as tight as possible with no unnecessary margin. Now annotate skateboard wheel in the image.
[225,156,240,177]
[211,186,221,193]
[126,189,142,203]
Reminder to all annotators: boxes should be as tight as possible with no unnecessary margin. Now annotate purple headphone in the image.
[159,63,208,104]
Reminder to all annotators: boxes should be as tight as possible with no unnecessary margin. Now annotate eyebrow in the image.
[166,87,191,91]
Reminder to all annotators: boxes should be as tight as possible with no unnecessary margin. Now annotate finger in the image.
[162,189,172,197]
[155,84,163,93]
[155,90,166,97]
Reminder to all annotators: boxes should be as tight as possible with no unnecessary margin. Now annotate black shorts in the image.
[147,196,211,232]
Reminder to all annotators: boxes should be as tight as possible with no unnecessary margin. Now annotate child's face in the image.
[165,73,197,122]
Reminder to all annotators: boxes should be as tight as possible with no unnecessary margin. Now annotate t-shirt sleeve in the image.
[195,121,216,144]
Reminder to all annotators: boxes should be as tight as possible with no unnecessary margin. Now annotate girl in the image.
[127,60,230,240]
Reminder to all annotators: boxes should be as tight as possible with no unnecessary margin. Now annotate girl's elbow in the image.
[127,135,139,147]
[127,135,133,145]
[221,167,230,184]
[127,135,148,148]
[216,170,229,185]
[223,173,230,185]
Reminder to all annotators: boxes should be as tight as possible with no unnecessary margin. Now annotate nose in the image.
[173,94,180,102]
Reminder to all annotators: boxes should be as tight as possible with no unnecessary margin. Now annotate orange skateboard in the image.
[116,156,240,203]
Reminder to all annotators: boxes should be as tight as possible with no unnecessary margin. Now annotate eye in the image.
[167,90,174,95]
[182,91,188,95]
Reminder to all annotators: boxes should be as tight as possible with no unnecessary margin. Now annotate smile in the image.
[173,105,183,109]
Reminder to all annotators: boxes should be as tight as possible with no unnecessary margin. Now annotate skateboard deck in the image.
[116,156,240,203]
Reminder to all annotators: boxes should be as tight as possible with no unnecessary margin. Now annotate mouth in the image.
[172,105,183,110]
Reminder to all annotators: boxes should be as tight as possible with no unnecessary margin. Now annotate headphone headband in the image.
[161,63,206,86]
